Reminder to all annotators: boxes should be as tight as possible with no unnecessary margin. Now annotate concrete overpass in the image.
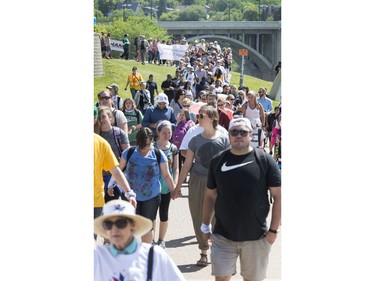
[157,21,281,81]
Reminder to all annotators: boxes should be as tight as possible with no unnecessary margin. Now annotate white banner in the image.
[157,44,188,61]
[109,39,124,52]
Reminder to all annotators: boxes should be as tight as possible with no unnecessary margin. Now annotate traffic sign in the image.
[239,49,248,56]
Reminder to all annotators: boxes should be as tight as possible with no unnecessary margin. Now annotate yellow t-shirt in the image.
[94,134,119,207]
[127,73,143,90]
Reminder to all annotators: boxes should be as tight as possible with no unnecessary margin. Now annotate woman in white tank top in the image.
[239,90,265,125]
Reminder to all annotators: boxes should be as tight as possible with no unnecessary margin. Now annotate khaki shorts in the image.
[210,233,271,281]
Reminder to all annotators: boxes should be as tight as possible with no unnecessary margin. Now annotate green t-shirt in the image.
[124,109,143,143]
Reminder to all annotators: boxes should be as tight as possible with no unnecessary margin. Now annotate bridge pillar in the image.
[256,34,260,52]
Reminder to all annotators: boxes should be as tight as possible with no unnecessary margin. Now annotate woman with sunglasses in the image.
[173,105,230,267]
[169,89,186,117]
[108,127,176,244]
[97,90,129,135]
[94,200,185,281]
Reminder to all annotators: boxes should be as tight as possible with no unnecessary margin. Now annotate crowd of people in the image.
[94,37,282,280]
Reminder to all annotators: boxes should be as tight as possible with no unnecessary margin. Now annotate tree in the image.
[178,5,206,21]
[243,3,258,21]
[159,10,180,21]
[158,0,167,18]
[97,0,117,16]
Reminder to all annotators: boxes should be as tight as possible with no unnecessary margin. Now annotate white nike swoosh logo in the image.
[221,161,254,172]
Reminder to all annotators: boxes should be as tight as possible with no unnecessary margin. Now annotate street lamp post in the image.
[228,1,231,21]
[258,0,261,21]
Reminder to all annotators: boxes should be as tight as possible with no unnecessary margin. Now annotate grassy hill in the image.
[94,59,274,103]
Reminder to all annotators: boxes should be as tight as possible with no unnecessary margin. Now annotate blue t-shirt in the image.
[122,146,167,201]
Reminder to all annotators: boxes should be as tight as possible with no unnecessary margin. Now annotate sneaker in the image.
[157,240,166,249]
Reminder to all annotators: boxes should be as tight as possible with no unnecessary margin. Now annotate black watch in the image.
[268,228,278,234]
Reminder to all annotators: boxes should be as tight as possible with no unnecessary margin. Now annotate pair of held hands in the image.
[106,186,183,201]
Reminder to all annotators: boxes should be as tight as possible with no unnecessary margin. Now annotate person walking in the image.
[97,90,129,135]
[105,32,112,59]
[173,105,230,267]
[94,199,185,281]
[201,117,281,281]
[141,93,177,136]
[125,66,143,99]
[122,98,143,146]
[134,81,152,115]
[108,128,177,244]
[95,106,130,203]
[154,121,179,248]
[93,106,136,240]
[146,74,159,105]
[120,33,131,60]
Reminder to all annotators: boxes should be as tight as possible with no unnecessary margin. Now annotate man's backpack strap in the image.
[147,245,154,281]
[254,148,273,204]
[257,128,262,147]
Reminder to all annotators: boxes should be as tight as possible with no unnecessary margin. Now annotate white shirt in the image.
[94,241,185,281]
[179,124,228,151]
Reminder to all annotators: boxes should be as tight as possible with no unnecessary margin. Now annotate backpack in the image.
[212,147,273,203]
[112,109,118,127]
[140,40,146,50]
[112,126,123,158]
[257,128,262,147]
[124,146,162,171]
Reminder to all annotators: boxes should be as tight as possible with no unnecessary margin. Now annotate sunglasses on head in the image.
[230,129,251,137]
[100,96,111,100]
[102,218,132,230]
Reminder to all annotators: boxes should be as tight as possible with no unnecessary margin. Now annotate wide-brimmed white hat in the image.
[94,200,152,239]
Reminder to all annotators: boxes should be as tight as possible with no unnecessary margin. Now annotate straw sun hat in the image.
[94,200,152,239]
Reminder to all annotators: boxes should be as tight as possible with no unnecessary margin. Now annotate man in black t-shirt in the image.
[161,73,177,104]
[146,74,159,105]
[202,117,281,281]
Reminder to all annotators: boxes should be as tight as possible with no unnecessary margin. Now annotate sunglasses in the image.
[183,105,190,108]
[217,103,224,107]
[196,113,206,119]
[100,96,111,100]
[230,129,251,137]
[230,98,235,101]
[102,218,132,230]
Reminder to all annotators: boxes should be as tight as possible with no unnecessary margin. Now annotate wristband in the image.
[125,190,136,200]
[268,228,278,234]
[200,223,212,234]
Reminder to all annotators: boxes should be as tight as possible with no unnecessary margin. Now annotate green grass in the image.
[94,59,275,104]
